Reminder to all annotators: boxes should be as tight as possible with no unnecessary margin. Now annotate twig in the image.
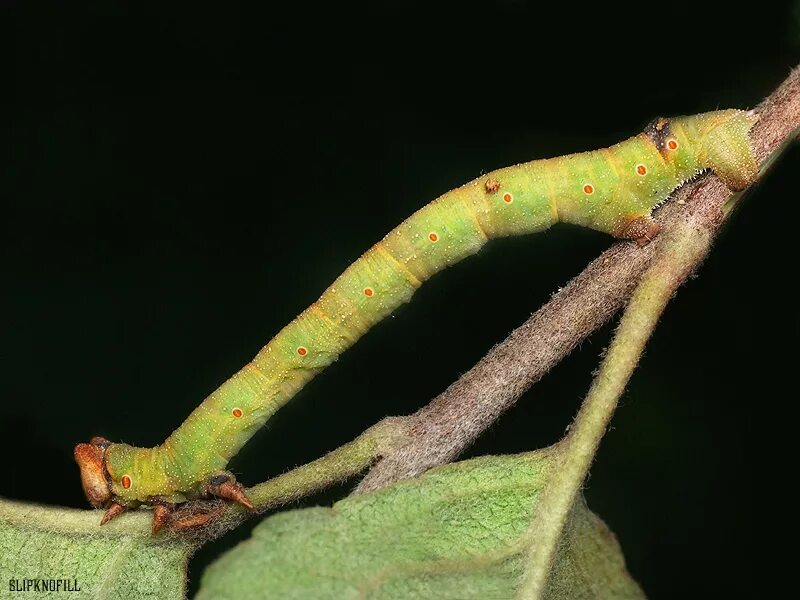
[248,418,406,509]
[356,66,800,494]
[177,418,408,537]
[517,220,713,598]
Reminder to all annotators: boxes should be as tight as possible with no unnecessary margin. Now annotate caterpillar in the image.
[75,110,758,533]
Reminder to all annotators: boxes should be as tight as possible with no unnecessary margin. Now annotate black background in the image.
[3,1,798,597]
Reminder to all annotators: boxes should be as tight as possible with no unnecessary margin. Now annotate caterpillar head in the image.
[74,436,113,508]
[673,109,759,192]
[75,437,146,507]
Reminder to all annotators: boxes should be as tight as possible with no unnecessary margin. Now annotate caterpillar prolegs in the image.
[75,109,758,533]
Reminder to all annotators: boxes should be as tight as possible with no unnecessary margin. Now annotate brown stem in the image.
[356,66,800,494]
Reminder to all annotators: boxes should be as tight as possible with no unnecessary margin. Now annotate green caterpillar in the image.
[75,109,758,533]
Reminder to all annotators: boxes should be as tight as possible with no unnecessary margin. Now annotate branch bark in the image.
[356,66,800,494]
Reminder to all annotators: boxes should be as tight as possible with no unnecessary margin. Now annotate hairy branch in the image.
[173,418,409,538]
[356,67,800,494]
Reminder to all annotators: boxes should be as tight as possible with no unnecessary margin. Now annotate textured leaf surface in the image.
[197,450,644,600]
[0,499,193,600]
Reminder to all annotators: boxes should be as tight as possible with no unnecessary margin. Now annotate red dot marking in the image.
[428,232,439,242]
[121,475,131,489]
[636,164,647,176]
[232,408,243,418]
[364,287,374,297]
[297,346,308,356]
[502,192,513,204]
[667,139,678,150]
[583,184,594,195]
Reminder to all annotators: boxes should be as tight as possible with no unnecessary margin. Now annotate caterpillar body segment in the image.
[73,110,758,531]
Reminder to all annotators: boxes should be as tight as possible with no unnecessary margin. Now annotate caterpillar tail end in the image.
[711,158,759,193]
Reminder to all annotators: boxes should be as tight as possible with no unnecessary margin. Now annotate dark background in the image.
[3,1,798,597]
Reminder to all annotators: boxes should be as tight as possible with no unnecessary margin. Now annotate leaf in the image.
[0,499,194,600]
[197,450,644,599]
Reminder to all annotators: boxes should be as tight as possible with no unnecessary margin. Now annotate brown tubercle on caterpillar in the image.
[484,178,501,193]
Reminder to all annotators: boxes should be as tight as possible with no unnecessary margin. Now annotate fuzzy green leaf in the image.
[197,450,644,599]
[0,499,193,600]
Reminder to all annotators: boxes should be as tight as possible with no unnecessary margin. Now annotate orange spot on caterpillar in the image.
[428,232,439,242]
[232,408,243,418]
[297,346,308,356]
[667,139,678,150]
[583,184,594,195]
[485,178,501,194]
[364,287,374,297]
[502,192,513,204]
[121,475,132,489]
[636,164,647,176]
